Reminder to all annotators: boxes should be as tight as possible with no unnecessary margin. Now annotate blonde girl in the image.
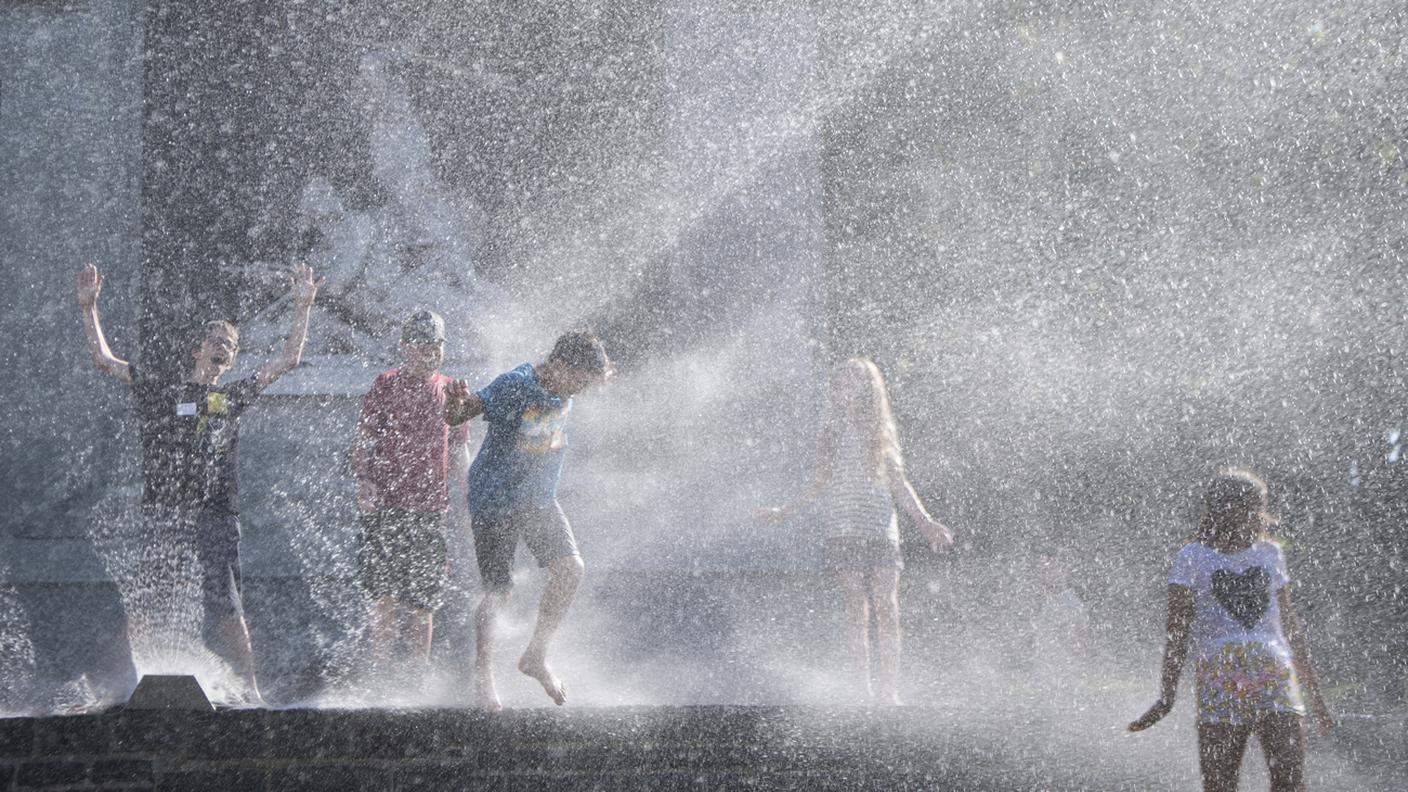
[759,357,951,704]
[1130,469,1333,792]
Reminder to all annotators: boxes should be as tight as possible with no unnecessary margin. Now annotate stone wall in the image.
[3,704,1405,791]
[0,705,1200,792]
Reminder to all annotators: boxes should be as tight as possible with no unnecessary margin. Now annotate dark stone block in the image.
[0,763,15,787]
[0,719,34,757]
[513,772,699,792]
[334,712,443,760]
[474,742,569,774]
[186,711,273,761]
[532,709,651,746]
[657,741,775,770]
[16,759,87,788]
[390,761,493,791]
[256,711,413,762]
[704,772,813,792]
[558,741,663,773]
[265,764,389,792]
[259,711,348,761]
[462,710,560,748]
[92,758,155,783]
[108,710,205,757]
[398,772,509,792]
[156,768,266,792]
[33,715,109,755]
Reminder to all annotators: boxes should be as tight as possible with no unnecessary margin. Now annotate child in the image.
[77,262,322,703]
[1129,469,1334,792]
[444,331,611,710]
[757,357,951,705]
[350,309,470,676]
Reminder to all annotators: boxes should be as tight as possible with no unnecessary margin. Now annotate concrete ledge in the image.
[0,705,1167,791]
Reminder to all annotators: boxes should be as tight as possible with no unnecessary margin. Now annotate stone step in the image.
[0,705,1162,791]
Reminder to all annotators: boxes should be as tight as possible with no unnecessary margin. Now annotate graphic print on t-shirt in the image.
[517,406,566,454]
[1211,566,1270,629]
[196,391,234,453]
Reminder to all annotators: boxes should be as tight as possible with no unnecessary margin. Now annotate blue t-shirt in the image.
[466,363,572,517]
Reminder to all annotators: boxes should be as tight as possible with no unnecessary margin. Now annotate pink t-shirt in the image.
[359,369,468,512]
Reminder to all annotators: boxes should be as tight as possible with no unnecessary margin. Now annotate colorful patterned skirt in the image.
[1195,641,1306,725]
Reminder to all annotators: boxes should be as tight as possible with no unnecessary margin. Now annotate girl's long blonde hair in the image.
[818,357,905,481]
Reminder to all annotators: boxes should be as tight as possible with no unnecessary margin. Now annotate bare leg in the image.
[218,615,262,704]
[1257,712,1306,792]
[835,569,871,702]
[368,595,400,671]
[518,555,585,706]
[1198,721,1253,792]
[474,590,510,711]
[405,605,434,665]
[869,566,903,706]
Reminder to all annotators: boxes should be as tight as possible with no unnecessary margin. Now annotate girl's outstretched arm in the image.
[886,457,952,551]
[755,420,836,524]
[1129,583,1193,731]
[1280,587,1334,734]
[756,467,829,524]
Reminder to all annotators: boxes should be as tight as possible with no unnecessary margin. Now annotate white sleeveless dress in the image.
[824,423,900,547]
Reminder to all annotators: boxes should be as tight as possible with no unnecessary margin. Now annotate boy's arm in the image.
[448,423,471,479]
[77,264,132,384]
[445,378,485,425]
[349,421,375,479]
[446,413,473,544]
[351,381,385,512]
[255,263,323,389]
[350,422,380,513]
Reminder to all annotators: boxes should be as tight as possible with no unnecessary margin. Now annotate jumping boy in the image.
[444,331,611,710]
[350,309,470,676]
[77,262,323,701]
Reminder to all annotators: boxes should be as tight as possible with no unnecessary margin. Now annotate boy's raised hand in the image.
[288,262,325,307]
[77,263,103,307]
[446,378,471,404]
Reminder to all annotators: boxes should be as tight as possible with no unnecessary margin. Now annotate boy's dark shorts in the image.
[357,510,449,610]
[471,503,578,592]
[823,535,904,572]
[142,504,246,627]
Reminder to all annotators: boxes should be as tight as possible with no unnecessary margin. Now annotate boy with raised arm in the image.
[77,262,323,702]
[350,310,470,678]
[444,331,610,710]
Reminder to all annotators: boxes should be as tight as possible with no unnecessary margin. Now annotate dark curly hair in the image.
[1194,468,1278,547]
[548,330,611,378]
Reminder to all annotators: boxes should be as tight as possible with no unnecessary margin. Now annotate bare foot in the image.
[475,669,502,712]
[517,653,567,706]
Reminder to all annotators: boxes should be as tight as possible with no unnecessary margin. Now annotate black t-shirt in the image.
[130,363,263,513]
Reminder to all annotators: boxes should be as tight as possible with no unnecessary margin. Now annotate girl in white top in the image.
[1129,469,1333,792]
[758,358,952,704]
